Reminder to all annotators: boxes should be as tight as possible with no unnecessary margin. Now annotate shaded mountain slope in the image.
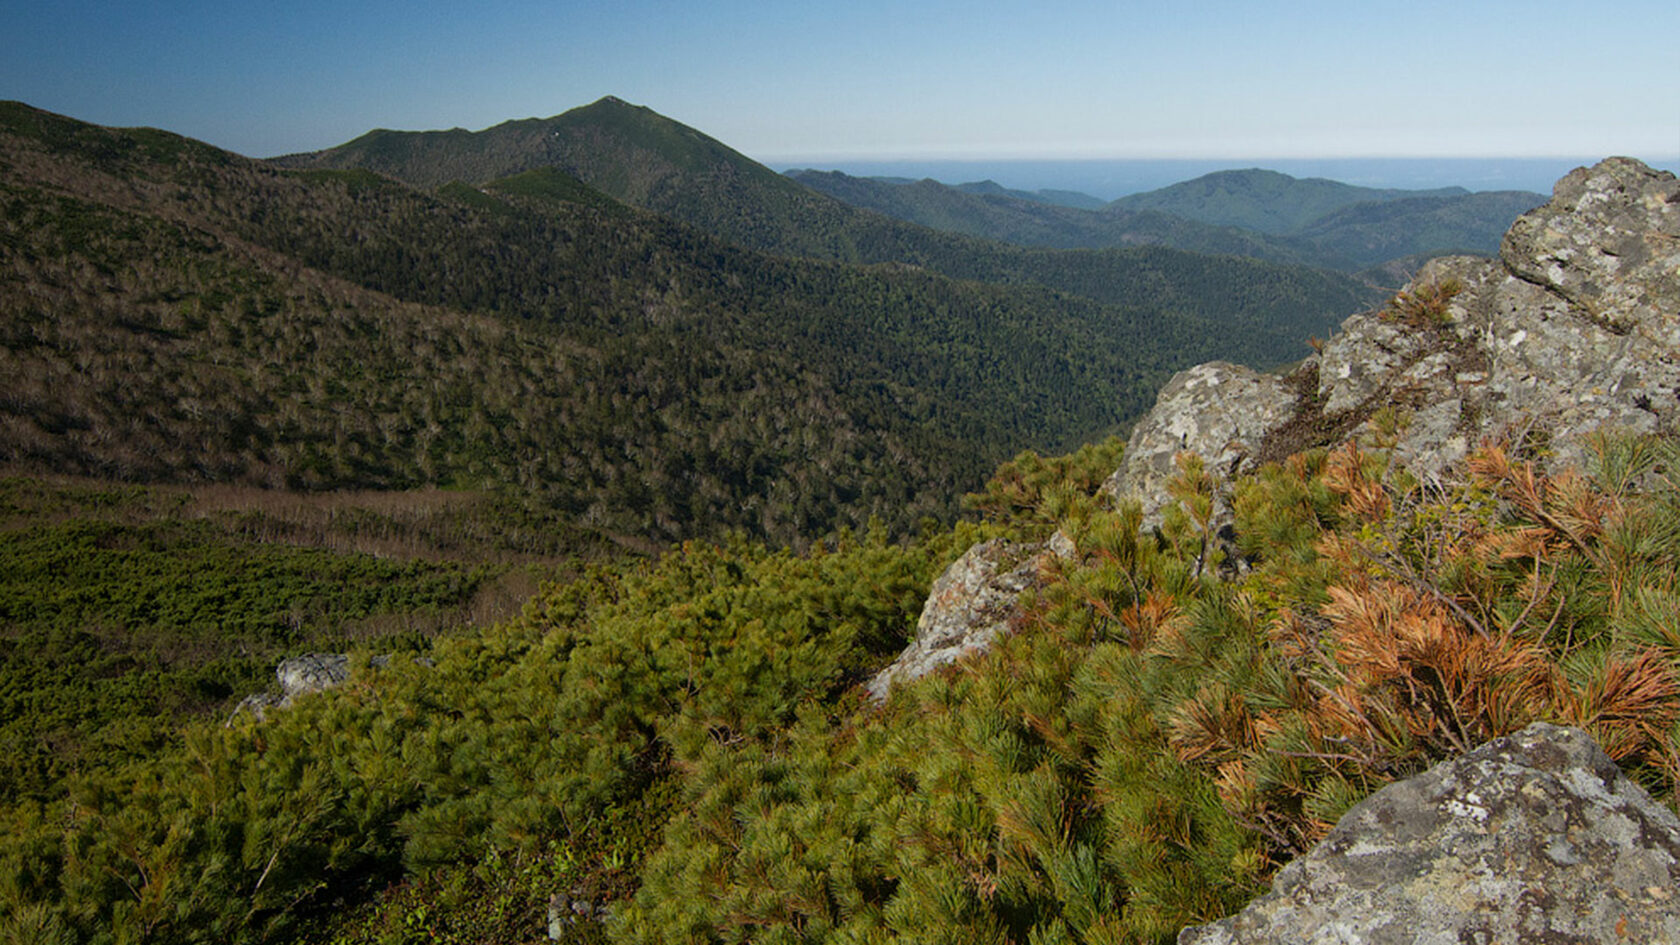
[274,95,772,196]
[480,168,1371,363]
[1293,189,1549,268]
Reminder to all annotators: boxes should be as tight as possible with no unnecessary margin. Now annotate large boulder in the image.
[1502,156,1680,350]
[229,652,423,723]
[1100,361,1297,529]
[1179,723,1680,944]
[229,653,352,723]
[1327,158,1680,477]
[276,653,351,698]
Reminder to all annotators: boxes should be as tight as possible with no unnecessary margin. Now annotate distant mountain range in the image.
[275,96,1381,323]
[840,176,1107,211]
[783,156,1594,202]
[1108,168,1468,233]
[788,166,1545,273]
[784,168,1326,266]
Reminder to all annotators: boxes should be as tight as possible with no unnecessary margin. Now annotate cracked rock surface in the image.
[867,534,1071,701]
[1099,361,1297,529]
[1178,723,1680,945]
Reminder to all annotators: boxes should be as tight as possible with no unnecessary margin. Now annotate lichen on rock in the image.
[866,534,1072,701]
[1502,155,1680,349]
[1100,360,1297,530]
[1178,723,1680,945]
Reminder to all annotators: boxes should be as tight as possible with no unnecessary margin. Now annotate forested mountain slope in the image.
[951,178,1106,209]
[0,100,1194,548]
[1111,168,1545,266]
[273,94,934,261]
[1291,189,1550,267]
[786,168,1330,264]
[1109,167,1469,233]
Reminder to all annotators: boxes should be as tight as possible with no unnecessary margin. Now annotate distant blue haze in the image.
[775,157,1679,202]
[3,1,1675,167]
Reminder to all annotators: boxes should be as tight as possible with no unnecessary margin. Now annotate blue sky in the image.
[3,0,1676,167]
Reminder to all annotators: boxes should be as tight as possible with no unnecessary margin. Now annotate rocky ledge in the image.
[1180,722,1680,944]
[1108,157,1680,526]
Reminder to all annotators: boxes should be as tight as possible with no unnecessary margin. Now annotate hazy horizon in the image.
[3,1,1675,166]
[769,155,1677,201]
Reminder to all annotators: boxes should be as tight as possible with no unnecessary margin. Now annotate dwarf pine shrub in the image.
[10,434,1680,944]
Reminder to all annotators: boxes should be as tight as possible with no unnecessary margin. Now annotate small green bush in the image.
[1381,277,1463,328]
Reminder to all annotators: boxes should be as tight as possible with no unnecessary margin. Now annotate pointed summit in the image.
[274,96,779,199]
[273,97,864,256]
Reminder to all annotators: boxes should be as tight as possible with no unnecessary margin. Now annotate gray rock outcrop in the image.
[1100,361,1297,529]
[867,534,1072,701]
[896,162,1677,704]
[1179,722,1680,944]
[277,652,352,697]
[229,652,424,723]
[1503,156,1680,350]
[1104,157,1680,509]
[229,653,353,723]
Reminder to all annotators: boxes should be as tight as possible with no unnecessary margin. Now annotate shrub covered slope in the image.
[7,429,1680,944]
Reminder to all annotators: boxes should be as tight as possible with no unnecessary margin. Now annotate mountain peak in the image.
[271,95,773,197]
[576,94,651,117]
